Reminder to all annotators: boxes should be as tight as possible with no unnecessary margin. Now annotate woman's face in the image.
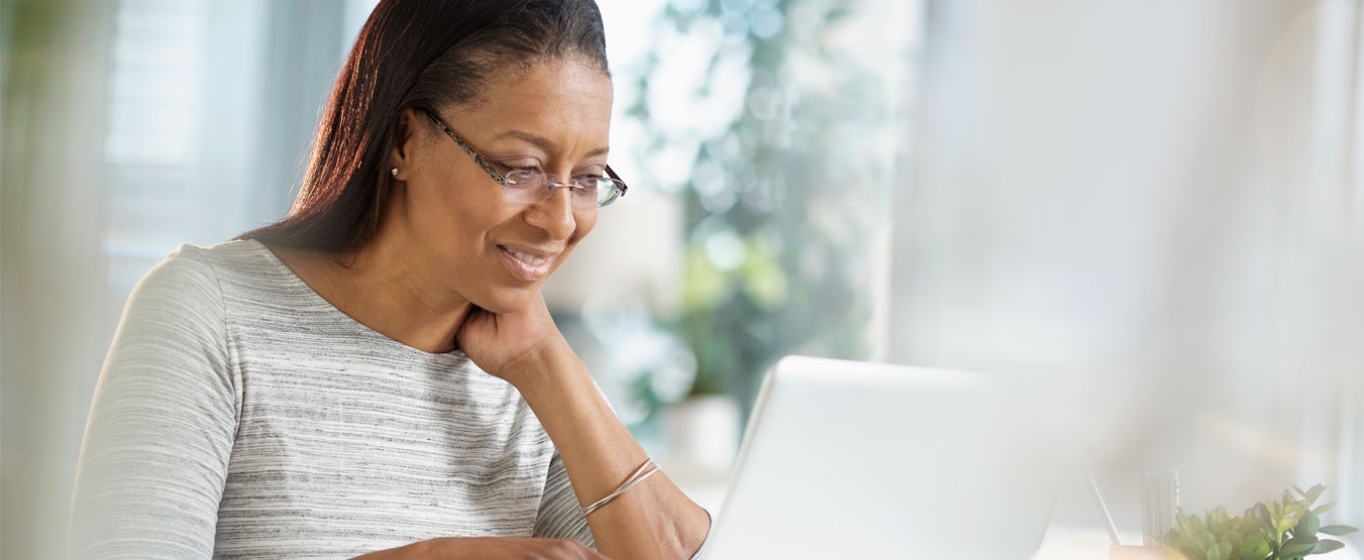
[390,58,613,314]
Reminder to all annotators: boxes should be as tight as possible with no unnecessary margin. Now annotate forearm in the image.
[516,347,710,560]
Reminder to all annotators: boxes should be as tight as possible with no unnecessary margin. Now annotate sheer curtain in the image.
[2,3,115,559]
[1,1,374,557]
[891,0,1364,537]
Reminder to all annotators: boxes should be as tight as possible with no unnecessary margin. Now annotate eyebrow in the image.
[491,130,610,158]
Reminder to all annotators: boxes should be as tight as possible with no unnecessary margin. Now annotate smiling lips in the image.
[497,244,559,282]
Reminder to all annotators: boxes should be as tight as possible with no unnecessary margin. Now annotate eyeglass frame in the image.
[415,107,628,207]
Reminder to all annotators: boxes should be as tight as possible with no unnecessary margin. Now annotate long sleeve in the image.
[70,246,238,559]
[532,451,597,548]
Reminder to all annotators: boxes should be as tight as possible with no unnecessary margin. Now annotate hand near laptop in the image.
[353,537,610,559]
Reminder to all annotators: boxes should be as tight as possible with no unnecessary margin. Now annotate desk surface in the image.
[666,466,1362,560]
[1033,527,1362,560]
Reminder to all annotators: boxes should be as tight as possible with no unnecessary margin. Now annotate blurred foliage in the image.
[631,0,897,408]
[1161,485,1358,560]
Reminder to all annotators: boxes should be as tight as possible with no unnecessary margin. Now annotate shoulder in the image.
[131,243,225,312]
[139,239,271,288]
[111,244,233,357]
[175,238,282,283]
[123,239,288,339]
[103,243,240,400]
[143,238,303,307]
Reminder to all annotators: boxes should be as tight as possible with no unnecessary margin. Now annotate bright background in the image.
[4,0,1364,559]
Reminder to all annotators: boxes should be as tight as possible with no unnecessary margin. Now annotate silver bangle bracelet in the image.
[581,458,662,517]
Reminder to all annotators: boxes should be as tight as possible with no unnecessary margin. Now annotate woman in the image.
[68,1,712,558]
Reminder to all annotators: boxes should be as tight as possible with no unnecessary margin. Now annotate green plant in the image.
[1161,485,1358,560]
[631,0,903,409]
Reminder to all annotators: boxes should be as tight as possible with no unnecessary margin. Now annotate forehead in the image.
[451,59,614,140]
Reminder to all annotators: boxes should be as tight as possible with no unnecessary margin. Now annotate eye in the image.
[572,176,603,188]
[503,167,544,186]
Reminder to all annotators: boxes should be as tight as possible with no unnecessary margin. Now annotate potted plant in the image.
[1160,485,1358,560]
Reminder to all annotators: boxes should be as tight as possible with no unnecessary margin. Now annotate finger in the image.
[578,543,611,560]
[543,539,608,560]
[455,306,487,335]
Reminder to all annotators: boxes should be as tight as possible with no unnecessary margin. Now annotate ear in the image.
[389,108,419,181]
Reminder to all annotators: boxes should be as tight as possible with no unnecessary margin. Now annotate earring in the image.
[390,168,399,177]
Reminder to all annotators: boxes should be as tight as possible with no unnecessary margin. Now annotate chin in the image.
[472,284,541,315]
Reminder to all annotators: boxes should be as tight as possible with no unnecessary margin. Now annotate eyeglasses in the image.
[417,107,628,210]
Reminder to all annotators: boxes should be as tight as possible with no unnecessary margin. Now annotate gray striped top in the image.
[70,240,600,559]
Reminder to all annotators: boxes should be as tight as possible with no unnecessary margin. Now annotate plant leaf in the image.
[1210,507,1232,529]
[1312,502,1337,516]
[1311,539,1345,555]
[1318,525,1358,536]
[1176,511,1197,541]
[1246,536,1273,558]
[1296,510,1321,536]
[1285,503,1306,520]
[1284,535,1319,547]
[1303,485,1327,506]
[1254,503,1275,534]
[1196,531,1217,551]
[1207,541,1232,560]
[1282,541,1317,557]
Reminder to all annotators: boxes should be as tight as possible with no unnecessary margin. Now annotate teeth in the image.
[509,249,549,267]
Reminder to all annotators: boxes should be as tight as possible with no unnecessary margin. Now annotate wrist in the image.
[502,340,587,397]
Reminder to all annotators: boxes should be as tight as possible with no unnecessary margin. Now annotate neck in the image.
[271,227,473,354]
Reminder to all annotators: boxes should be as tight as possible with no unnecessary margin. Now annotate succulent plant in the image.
[1161,485,1357,560]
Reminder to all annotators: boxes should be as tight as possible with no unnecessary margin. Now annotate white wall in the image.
[893,0,1364,535]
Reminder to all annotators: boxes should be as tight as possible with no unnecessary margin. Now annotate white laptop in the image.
[703,356,1071,559]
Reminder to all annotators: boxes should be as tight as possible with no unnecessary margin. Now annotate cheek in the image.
[574,214,599,241]
[558,213,599,258]
[407,180,504,252]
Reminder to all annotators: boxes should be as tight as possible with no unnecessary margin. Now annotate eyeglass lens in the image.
[503,170,623,209]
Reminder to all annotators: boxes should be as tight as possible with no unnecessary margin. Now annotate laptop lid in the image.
[704,355,1069,559]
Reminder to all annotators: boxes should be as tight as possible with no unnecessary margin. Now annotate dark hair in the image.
[239,0,610,253]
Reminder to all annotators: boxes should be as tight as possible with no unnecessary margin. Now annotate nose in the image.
[524,186,577,240]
